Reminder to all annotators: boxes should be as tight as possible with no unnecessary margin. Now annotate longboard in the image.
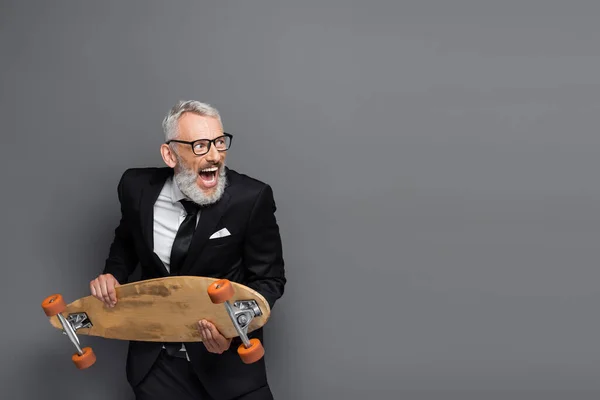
[42,276,270,369]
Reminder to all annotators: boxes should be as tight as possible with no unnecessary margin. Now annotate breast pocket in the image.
[205,233,241,249]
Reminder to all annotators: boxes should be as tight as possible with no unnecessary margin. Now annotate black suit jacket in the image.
[102,166,286,399]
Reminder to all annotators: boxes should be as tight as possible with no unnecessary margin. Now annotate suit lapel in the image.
[139,168,172,275]
[179,190,231,275]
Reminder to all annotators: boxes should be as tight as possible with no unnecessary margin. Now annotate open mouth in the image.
[198,166,219,188]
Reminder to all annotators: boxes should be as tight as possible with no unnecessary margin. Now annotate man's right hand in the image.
[90,273,120,307]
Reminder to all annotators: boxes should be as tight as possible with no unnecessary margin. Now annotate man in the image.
[89,100,286,399]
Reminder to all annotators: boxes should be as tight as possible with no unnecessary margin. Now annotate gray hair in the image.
[162,100,222,141]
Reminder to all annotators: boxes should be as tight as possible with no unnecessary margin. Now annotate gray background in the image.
[2,0,600,399]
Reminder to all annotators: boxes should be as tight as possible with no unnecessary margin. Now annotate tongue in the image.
[200,171,215,180]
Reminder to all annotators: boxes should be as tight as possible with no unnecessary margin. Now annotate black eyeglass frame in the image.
[166,133,233,156]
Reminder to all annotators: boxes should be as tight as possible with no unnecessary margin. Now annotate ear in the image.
[160,143,177,168]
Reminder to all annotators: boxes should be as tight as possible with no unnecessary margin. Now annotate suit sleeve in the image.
[102,170,139,284]
[243,184,286,309]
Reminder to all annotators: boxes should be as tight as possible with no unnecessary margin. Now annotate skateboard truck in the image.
[41,294,97,370]
[207,279,266,364]
[226,300,261,347]
[59,313,92,359]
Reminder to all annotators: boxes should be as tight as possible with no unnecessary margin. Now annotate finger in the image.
[197,322,214,350]
[203,327,221,352]
[107,279,117,304]
[99,278,108,304]
[206,321,223,338]
[110,274,121,288]
[197,321,209,340]
[205,322,228,347]
[99,278,112,306]
[207,325,230,352]
[91,281,102,301]
[203,325,214,341]
[203,335,217,353]
[90,281,97,297]
[198,320,226,354]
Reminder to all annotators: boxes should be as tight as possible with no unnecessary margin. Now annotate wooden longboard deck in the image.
[48,276,271,342]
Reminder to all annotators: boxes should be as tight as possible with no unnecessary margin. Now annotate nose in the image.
[205,142,219,162]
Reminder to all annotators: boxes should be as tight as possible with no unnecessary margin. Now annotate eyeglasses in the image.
[166,133,233,156]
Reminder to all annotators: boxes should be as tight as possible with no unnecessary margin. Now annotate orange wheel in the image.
[238,338,264,364]
[207,279,234,304]
[72,347,96,369]
[41,294,66,317]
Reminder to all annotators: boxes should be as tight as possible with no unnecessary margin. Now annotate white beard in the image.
[173,161,227,206]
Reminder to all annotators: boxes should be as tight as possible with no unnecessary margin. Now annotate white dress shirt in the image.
[153,176,199,358]
[153,176,200,273]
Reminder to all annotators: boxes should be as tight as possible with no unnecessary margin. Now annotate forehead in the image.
[177,112,223,140]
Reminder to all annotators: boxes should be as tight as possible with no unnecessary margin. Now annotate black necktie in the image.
[169,199,200,276]
[165,199,199,358]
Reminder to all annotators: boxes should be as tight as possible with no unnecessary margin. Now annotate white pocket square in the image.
[209,228,231,239]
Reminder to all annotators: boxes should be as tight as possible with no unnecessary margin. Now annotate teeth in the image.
[200,167,218,172]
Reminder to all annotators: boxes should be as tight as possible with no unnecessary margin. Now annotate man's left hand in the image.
[197,319,232,354]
